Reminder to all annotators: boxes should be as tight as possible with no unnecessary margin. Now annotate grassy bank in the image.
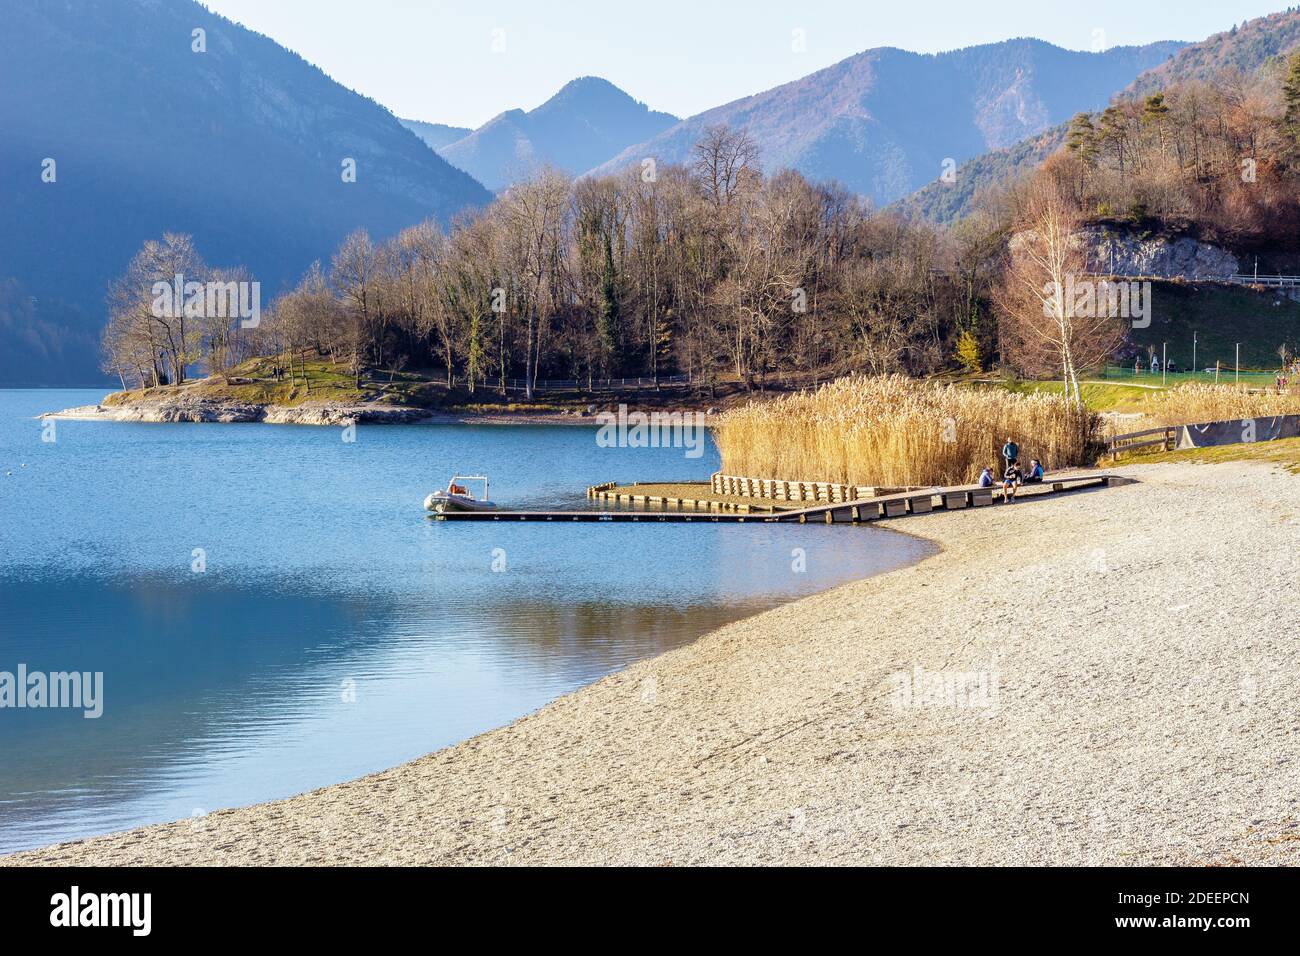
[104,358,378,408]
[986,380,1157,413]
[100,356,738,414]
[1119,435,1300,473]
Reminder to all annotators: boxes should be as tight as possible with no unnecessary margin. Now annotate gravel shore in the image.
[6,460,1299,866]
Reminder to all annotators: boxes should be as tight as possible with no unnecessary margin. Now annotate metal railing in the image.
[1226,274,1300,287]
[1081,271,1300,287]
[1101,365,1278,384]
[498,374,691,392]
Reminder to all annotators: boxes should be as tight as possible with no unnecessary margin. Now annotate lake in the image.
[0,388,933,854]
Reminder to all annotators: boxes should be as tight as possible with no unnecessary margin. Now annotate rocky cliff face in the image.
[1078,227,1240,279]
[1008,227,1240,279]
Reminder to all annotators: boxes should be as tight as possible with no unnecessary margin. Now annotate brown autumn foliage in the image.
[1045,58,1300,245]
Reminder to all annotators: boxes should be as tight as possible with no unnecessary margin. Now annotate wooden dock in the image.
[433,474,1133,523]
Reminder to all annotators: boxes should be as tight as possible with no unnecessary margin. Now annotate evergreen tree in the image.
[1141,93,1171,156]
[596,230,622,372]
[1065,113,1100,168]
[1283,52,1300,146]
[1096,106,1129,177]
[1141,93,1170,124]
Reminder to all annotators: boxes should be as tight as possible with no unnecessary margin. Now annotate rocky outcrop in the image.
[1008,226,1240,280]
[264,403,429,426]
[1079,227,1239,279]
[44,397,429,426]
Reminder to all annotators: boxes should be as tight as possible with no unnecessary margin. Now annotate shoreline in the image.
[41,400,641,428]
[40,394,720,428]
[6,460,1300,865]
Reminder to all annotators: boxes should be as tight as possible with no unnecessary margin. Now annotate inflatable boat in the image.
[424,475,497,514]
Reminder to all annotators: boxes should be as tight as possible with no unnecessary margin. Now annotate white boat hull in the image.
[424,491,497,513]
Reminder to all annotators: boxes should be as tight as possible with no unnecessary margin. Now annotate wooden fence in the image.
[1106,426,1175,459]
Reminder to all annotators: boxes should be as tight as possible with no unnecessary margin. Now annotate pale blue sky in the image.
[202,0,1288,128]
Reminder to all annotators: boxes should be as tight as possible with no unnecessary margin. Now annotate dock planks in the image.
[434,474,1132,524]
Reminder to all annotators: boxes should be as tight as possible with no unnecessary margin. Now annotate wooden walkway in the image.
[433,474,1132,524]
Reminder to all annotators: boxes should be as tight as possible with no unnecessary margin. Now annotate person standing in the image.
[1001,437,1019,472]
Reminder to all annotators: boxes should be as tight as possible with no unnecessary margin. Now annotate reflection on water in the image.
[0,390,934,853]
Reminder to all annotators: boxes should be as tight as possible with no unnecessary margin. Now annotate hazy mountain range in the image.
[588,39,1185,204]
[401,119,474,151]
[0,0,490,385]
[408,77,679,191]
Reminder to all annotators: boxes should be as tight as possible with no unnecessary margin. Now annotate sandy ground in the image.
[6,460,1300,866]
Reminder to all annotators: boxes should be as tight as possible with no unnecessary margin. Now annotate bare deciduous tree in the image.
[997,183,1125,403]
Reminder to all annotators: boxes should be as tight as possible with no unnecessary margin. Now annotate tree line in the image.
[101,127,1005,395]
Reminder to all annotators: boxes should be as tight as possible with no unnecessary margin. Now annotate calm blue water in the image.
[0,388,932,853]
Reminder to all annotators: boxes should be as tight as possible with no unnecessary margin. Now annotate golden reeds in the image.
[713,375,1102,487]
[1133,383,1300,428]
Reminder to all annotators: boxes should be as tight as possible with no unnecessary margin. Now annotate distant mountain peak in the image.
[554,75,624,95]
[435,78,679,191]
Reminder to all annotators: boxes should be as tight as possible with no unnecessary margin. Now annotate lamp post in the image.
[1236,342,1241,385]
[1192,330,1197,378]
[1162,342,1167,386]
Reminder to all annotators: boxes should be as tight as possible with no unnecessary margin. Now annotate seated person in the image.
[1001,463,1023,502]
[978,466,996,488]
[1023,459,1045,483]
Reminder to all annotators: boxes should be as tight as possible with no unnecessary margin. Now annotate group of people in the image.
[978,438,1044,503]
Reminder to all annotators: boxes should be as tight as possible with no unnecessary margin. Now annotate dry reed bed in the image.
[713,375,1101,487]
[1130,383,1300,430]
